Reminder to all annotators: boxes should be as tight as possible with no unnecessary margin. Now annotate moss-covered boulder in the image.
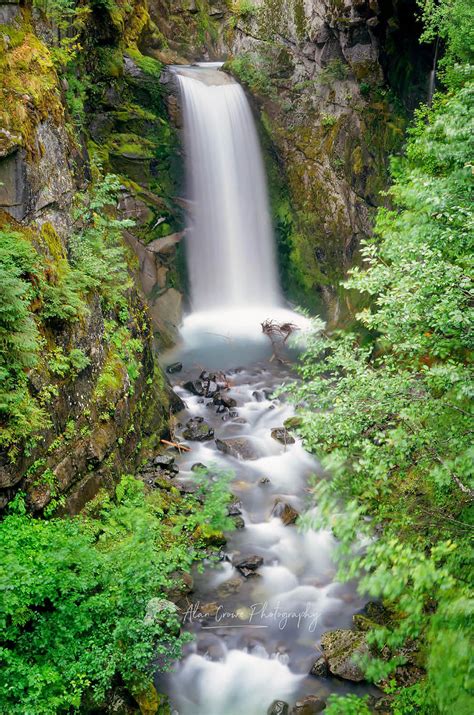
[318,628,370,681]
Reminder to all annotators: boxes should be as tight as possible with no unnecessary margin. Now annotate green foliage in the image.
[325,694,371,714]
[0,174,136,455]
[231,0,257,19]
[227,52,275,97]
[0,473,232,713]
[286,4,474,711]
[318,58,349,85]
[0,229,46,451]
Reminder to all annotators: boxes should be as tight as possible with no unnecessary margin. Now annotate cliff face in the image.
[140,0,429,321]
[0,1,183,512]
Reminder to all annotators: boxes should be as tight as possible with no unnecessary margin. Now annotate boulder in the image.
[227,499,242,516]
[183,378,218,398]
[271,428,296,445]
[214,392,237,409]
[291,695,326,714]
[166,361,183,374]
[216,438,259,460]
[153,454,175,468]
[191,462,207,472]
[217,577,243,598]
[233,554,263,577]
[183,416,214,441]
[271,498,299,525]
[268,702,289,715]
[310,656,328,677]
[318,629,370,681]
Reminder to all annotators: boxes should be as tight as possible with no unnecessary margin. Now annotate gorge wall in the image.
[0,0,185,511]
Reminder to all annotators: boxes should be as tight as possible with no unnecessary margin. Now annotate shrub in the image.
[0,473,233,713]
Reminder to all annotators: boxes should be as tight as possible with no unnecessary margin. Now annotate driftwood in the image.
[160,439,191,453]
[261,319,299,363]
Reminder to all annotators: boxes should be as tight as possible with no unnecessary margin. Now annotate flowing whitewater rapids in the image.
[158,65,375,714]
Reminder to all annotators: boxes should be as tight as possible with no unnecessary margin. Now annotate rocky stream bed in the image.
[140,324,383,715]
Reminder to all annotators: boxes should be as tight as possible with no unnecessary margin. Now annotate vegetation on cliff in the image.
[287,1,474,712]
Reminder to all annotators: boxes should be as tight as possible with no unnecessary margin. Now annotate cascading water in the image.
[175,66,280,311]
[159,65,375,715]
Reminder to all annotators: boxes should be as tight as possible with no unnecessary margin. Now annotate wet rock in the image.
[139,455,178,482]
[252,390,265,402]
[259,476,271,485]
[176,481,201,498]
[217,577,243,598]
[319,629,370,681]
[233,554,263,577]
[292,695,326,714]
[166,361,182,374]
[268,702,289,715]
[271,498,299,525]
[310,656,329,677]
[191,462,207,472]
[216,438,258,460]
[227,499,242,516]
[183,416,214,441]
[106,686,139,714]
[184,373,221,398]
[233,516,245,529]
[183,379,205,396]
[153,454,175,468]
[200,602,219,617]
[214,392,237,409]
[271,427,295,445]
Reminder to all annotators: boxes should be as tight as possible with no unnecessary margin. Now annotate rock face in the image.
[0,0,182,511]
[317,629,370,681]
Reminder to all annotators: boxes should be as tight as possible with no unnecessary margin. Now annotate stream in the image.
[156,64,376,714]
[159,317,375,714]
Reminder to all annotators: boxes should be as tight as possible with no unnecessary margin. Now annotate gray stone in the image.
[310,656,329,677]
[233,554,263,577]
[271,428,295,445]
[291,695,326,714]
[268,701,289,715]
[215,438,259,460]
[319,629,370,681]
[271,498,299,525]
[183,416,214,441]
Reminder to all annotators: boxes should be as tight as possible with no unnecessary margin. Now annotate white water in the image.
[160,65,373,714]
[176,67,281,312]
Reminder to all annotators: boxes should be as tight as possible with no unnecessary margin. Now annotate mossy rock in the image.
[320,628,370,682]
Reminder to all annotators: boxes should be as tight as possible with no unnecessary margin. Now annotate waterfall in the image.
[175,66,281,312]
